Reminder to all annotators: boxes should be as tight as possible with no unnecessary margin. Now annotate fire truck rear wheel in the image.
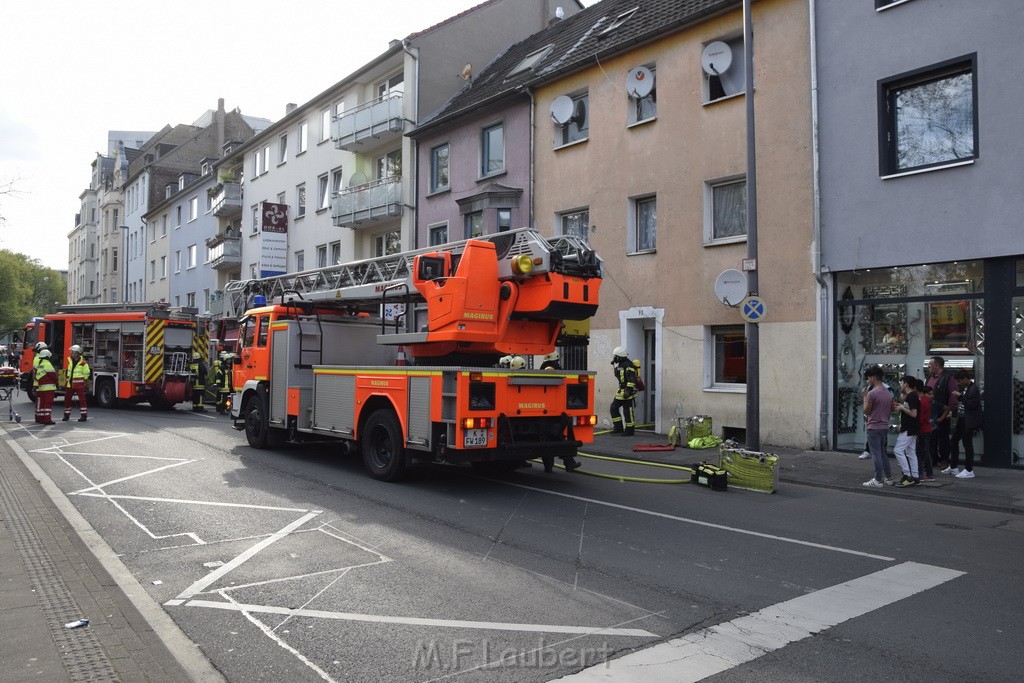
[96,379,118,409]
[362,409,407,482]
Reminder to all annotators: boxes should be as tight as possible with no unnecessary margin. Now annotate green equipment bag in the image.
[719,447,779,493]
[691,462,728,491]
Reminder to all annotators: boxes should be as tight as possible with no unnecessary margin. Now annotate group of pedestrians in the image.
[860,356,983,488]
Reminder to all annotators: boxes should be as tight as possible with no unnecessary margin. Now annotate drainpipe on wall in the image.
[527,88,536,228]
[402,39,419,251]
[809,0,830,451]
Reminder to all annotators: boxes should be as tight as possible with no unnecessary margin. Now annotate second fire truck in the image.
[226,228,602,480]
[19,303,208,409]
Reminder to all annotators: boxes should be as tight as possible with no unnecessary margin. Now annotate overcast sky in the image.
[0,0,596,271]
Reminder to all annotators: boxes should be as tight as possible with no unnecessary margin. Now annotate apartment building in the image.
[413,0,816,448]
[216,0,582,304]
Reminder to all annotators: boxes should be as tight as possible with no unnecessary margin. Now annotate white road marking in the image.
[70,459,196,494]
[219,591,336,683]
[560,561,965,682]
[73,492,312,513]
[502,482,895,561]
[171,511,322,601]
[180,599,659,637]
[213,558,391,594]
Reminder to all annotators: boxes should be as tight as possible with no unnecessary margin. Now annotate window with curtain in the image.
[710,178,746,241]
[634,196,656,252]
[560,209,590,243]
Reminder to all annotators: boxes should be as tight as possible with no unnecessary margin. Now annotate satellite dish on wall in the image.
[550,95,574,125]
[701,41,733,75]
[349,170,368,186]
[626,66,655,98]
[714,269,747,308]
[460,63,473,80]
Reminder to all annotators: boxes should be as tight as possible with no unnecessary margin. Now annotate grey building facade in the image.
[815,0,1024,466]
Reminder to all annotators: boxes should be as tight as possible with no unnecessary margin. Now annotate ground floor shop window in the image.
[834,261,985,461]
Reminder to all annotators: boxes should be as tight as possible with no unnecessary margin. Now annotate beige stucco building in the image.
[532,0,816,447]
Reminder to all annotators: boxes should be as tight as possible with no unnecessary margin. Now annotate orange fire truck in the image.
[19,303,208,409]
[226,228,602,480]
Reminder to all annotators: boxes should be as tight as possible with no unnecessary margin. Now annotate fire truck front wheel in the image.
[244,395,274,449]
[362,409,407,482]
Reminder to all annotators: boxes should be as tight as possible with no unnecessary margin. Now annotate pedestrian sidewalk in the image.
[582,429,1024,515]
[0,427,221,682]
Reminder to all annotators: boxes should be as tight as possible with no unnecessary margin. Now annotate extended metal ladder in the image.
[222,228,601,320]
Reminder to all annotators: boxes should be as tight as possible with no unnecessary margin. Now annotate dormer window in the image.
[599,6,639,36]
[509,45,553,76]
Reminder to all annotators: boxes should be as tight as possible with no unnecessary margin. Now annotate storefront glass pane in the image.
[836,261,983,298]
[1012,296,1024,467]
[834,260,984,461]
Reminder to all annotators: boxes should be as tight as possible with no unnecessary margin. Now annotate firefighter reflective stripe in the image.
[36,360,58,391]
[193,322,209,363]
[144,318,166,384]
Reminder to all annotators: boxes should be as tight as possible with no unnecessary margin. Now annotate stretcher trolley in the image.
[0,384,21,423]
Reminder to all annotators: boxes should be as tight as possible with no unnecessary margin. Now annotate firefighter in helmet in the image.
[540,351,561,371]
[62,344,90,422]
[34,349,58,425]
[213,357,233,414]
[610,346,637,436]
[189,351,208,413]
[31,341,48,386]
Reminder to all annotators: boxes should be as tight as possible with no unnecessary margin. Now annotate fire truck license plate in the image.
[463,429,488,447]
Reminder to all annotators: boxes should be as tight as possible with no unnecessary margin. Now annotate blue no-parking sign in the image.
[741,296,766,323]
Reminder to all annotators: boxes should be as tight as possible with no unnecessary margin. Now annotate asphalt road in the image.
[6,403,1022,682]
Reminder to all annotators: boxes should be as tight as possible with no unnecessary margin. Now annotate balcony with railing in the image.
[209,181,242,218]
[332,176,403,228]
[332,94,405,151]
[205,234,241,270]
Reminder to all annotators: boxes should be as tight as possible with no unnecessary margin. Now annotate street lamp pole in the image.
[743,0,760,450]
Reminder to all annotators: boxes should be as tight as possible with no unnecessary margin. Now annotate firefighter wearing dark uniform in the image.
[189,352,208,413]
[610,346,636,436]
[213,359,232,414]
[62,344,90,422]
[34,350,58,425]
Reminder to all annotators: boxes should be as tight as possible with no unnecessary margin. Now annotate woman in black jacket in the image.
[947,369,983,478]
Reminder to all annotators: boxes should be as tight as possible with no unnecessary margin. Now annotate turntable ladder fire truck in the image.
[19,303,208,409]
[226,228,602,480]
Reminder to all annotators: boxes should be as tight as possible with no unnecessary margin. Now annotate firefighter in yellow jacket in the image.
[610,346,637,436]
[62,344,90,422]
[34,349,58,425]
[189,352,208,413]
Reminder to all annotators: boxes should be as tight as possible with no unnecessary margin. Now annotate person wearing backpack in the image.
[610,347,637,436]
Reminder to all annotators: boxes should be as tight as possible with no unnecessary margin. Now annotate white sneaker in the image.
[955,469,975,479]
[941,466,959,475]
[858,451,871,460]
[863,478,884,488]
[884,477,896,486]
